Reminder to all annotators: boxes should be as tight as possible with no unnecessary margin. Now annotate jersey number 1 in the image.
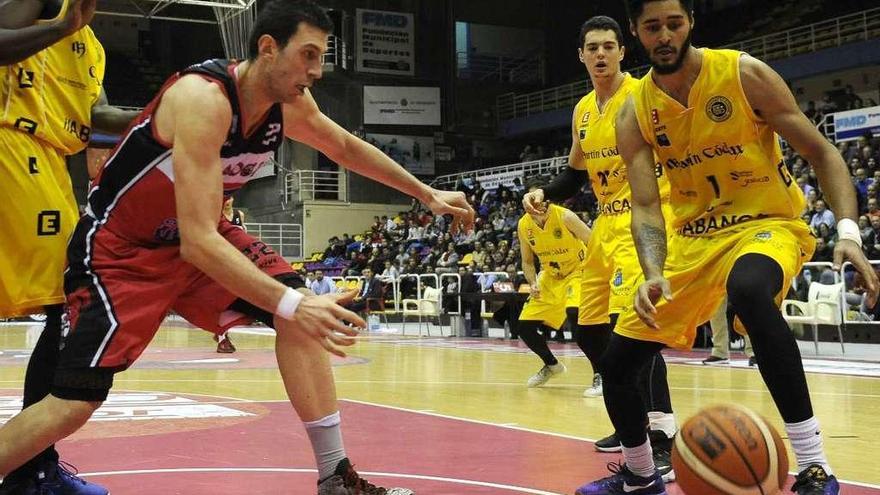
[706,175,721,198]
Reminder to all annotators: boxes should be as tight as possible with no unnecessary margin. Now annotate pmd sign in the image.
[362,11,409,28]
[833,105,880,142]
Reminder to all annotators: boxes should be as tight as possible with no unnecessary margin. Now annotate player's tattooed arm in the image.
[634,222,667,279]
[91,89,141,135]
[617,96,667,279]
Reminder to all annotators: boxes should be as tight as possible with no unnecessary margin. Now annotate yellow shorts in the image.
[0,128,77,316]
[578,204,674,326]
[519,270,581,330]
[614,219,816,349]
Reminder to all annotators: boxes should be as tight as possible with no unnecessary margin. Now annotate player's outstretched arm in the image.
[164,77,362,355]
[283,90,474,234]
[618,96,671,328]
[562,208,592,245]
[740,54,879,305]
[517,220,539,296]
[91,89,141,135]
[0,0,95,65]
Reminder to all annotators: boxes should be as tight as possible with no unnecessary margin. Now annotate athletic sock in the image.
[647,411,677,439]
[304,411,347,481]
[623,437,656,478]
[785,416,833,475]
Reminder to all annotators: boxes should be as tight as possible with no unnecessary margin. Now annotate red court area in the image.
[4,393,869,495]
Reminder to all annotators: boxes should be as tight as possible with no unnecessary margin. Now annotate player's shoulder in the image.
[164,75,232,119]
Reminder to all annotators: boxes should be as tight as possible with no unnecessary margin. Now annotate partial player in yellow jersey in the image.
[523,16,677,481]
[577,1,879,494]
[516,187,591,389]
[0,1,139,494]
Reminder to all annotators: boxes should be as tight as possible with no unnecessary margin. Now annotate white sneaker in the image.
[527,362,566,387]
[583,373,603,397]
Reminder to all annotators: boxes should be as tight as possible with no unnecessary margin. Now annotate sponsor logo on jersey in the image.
[17,68,34,89]
[71,41,86,58]
[582,111,591,124]
[729,170,770,187]
[651,109,660,125]
[580,129,587,140]
[154,218,180,242]
[664,142,745,170]
[14,117,38,134]
[754,231,772,241]
[706,95,733,122]
[657,133,671,147]
[64,118,92,143]
[553,228,563,239]
[678,213,766,236]
[599,198,632,215]
[37,210,61,236]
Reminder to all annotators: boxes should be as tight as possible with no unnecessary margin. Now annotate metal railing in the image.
[497,7,880,121]
[244,222,303,260]
[430,156,569,190]
[285,170,348,203]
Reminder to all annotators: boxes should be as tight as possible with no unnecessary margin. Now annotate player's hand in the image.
[833,239,879,307]
[529,285,540,299]
[58,0,96,35]
[424,188,475,235]
[522,189,548,216]
[634,276,673,330]
[287,290,363,357]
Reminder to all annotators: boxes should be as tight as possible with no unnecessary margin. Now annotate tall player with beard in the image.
[524,16,677,482]
[575,1,878,494]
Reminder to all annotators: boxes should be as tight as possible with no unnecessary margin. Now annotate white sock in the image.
[304,411,347,480]
[785,416,833,475]
[623,436,655,478]
[648,411,677,438]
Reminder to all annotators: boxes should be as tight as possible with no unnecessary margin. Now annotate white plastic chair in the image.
[781,282,845,355]
[402,286,441,336]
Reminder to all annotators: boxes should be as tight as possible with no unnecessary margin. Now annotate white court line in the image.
[339,398,880,491]
[77,467,562,495]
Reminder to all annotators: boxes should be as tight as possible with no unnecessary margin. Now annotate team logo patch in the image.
[755,231,772,242]
[553,228,563,239]
[706,96,733,122]
[657,133,671,147]
[579,129,587,140]
[612,268,623,287]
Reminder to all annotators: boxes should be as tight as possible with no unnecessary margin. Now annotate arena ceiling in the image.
[97,0,257,24]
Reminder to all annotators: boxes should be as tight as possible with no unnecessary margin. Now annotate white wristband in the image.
[836,218,862,248]
[275,287,305,320]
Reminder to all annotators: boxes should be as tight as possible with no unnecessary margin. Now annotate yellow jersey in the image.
[1,26,105,155]
[632,48,803,236]
[518,204,586,279]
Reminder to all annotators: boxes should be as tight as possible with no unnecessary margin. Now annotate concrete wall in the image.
[302,201,414,256]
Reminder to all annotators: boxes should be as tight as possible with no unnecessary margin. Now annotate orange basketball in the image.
[672,404,789,495]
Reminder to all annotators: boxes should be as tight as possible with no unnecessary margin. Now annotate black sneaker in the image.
[317,458,413,494]
[702,355,729,365]
[791,465,839,494]
[594,432,622,453]
[648,431,675,483]
[748,356,757,367]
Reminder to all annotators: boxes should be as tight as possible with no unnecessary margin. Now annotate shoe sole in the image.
[702,360,729,366]
[594,444,622,453]
[661,469,676,482]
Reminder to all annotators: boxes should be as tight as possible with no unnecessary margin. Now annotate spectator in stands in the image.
[305,271,315,287]
[796,175,814,197]
[866,216,880,259]
[816,223,836,248]
[347,250,366,275]
[405,221,424,245]
[311,270,334,296]
[436,243,460,273]
[868,198,880,223]
[854,168,873,201]
[381,260,399,280]
[347,268,383,314]
[809,199,835,232]
[859,215,872,245]
[478,265,498,293]
[394,245,409,266]
[383,215,396,232]
[844,85,863,110]
[819,93,838,114]
[811,237,834,263]
[803,100,818,123]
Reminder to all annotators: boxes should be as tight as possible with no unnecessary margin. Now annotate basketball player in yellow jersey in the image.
[576,1,879,494]
[516,193,591,388]
[0,2,138,493]
[524,16,677,481]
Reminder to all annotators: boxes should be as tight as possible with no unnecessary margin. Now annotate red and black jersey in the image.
[84,59,283,246]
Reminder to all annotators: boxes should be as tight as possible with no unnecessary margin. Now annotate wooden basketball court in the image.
[1,321,878,494]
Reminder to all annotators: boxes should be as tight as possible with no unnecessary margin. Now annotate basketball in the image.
[672,404,789,495]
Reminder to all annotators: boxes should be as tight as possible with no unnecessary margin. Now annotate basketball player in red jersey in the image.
[0,1,473,493]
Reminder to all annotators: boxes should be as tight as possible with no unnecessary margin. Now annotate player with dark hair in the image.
[575,1,878,494]
[0,1,473,493]
[524,14,678,484]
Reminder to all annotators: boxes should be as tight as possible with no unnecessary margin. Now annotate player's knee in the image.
[726,255,782,308]
[44,395,100,435]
